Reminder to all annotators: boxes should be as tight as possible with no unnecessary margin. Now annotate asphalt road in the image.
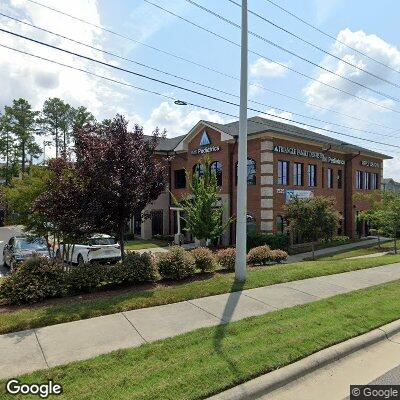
[370,364,400,384]
[0,225,23,277]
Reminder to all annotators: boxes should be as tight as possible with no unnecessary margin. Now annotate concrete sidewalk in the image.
[286,237,390,263]
[2,262,400,379]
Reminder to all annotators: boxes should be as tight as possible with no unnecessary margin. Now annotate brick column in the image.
[260,140,274,232]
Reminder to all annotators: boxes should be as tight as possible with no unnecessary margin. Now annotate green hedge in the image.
[247,231,289,251]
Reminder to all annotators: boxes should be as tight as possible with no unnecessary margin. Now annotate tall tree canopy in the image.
[5,98,40,172]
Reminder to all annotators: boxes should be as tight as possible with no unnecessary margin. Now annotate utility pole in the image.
[235,0,248,282]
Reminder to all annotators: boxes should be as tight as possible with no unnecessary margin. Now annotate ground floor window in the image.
[151,210,163,236]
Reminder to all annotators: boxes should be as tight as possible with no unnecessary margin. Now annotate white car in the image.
[58,234,121,265]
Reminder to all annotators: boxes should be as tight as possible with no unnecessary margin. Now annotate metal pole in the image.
[235,0,248,281]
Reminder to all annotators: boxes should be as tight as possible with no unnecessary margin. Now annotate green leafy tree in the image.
[285,196,341,260]
[357,191,400,254]
[40,98,73,158]
[175,157,232,245]
[71,106,95,130]
[0,112,19,184]
[5,98,40,172]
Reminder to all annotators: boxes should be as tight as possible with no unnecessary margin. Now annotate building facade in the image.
[132,117,390,244]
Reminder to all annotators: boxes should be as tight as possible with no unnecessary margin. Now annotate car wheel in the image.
[77,254,84,266]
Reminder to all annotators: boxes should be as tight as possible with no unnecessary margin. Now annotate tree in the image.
[0,112,19,185]
[74,115,167,257]
[5,98,39,172]
[40,98,72,158]
[174,157,232,246]
[357,191,400,254]
[285,196,341,260]
[71,106,95,130]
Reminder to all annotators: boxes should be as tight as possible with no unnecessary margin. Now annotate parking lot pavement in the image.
[0,225,24,277]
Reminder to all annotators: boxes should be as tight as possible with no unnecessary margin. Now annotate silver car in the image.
[3,236,51,272]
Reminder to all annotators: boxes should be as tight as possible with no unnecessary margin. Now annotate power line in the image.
[143,0,400,115]
[227,0,400,89]
[1,37,400,152]
[264,0,400,76]
[2,13,397,141]
[182,0,400,104]
[19,1,397,131]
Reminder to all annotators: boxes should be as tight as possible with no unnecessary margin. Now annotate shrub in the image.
[269,249,288,264]
[216,247,236,271]
[332,235,350,244]
[157,246,196,280]
[191,247,218,272]
[247,231,289,251]
[0,256,68,305]
[117,252,158,282]
[67,263,108,293]
[247,245,272,266]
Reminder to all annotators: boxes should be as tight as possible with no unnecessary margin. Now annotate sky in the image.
[1,0,400,178]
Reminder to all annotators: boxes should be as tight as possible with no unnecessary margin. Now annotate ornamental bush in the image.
[247,245,272,266]
[269,249,288,264]
[117,251,158,282]
[67,263,108,293]
[157,246,196,280]
[0,256,68,305]
[191,247,218,273]
[216,247,236,271]
[247,231,289,251]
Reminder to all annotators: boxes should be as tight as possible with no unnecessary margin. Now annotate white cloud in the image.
[143,101,227,137]
[250,58,289,78]
[303,28,400,114]
[260,108,293,123]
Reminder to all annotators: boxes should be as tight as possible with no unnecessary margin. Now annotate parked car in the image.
[58,234,121,265]
[3,235,51,272]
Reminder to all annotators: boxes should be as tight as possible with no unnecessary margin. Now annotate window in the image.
[276,215,287,233]
[278,160,289,185]
[365,172,371,190]
[308,164,317,187]
[372,173,379,190]
[327,168,334,189]
[192,163,204,178]
[293,163,303,186]
[356,171,363,189]
[337,169,343,189]
[174,169,186,189]
[210,161,223,186]
[235,158,257,185]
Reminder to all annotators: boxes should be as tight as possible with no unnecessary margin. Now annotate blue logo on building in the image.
[200,130,211,146]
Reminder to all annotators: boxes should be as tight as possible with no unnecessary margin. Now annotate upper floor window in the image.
[308,164,317,187]
[356,171,363,189]
[372,173,379,190]
[235,158,257,186]
[210,161,223,186]
[337,169,343,189]
[293,163,303,186]
[327,168,334,189]
[278,160,289,185]
[174,169,186,189]
[193,163,204,178]
[365,172,372,190]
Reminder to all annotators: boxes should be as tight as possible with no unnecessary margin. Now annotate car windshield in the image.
[15,238,47,251]
[89,237,116,246]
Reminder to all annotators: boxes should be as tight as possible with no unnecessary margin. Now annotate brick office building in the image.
[132,117,390,245]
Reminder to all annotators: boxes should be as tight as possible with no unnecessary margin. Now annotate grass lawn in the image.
[317,241,396,261]
[124,239,169,250]
[1,254,400,335]
[3,280,400,400]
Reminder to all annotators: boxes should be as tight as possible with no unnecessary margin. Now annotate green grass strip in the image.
[1,254,400,335]
[2,280,400,400]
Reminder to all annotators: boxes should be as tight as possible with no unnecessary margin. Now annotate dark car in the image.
[3,236,51,272]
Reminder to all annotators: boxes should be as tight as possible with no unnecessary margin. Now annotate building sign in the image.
[191,146,221,155]
[285,189,314,204]
[191,130,221,155]
[273,145,345,165]
[361,160,381,169]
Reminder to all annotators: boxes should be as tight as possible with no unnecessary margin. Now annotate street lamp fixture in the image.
[174,100,187,106]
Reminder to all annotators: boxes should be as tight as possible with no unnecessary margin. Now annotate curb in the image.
[206,319,400,400]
